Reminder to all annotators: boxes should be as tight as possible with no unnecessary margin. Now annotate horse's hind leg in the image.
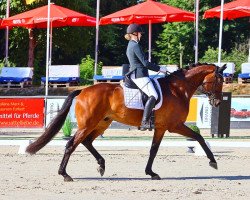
[173,123,217,169]
[58,135,76,182]
[58,128,94,182]
[82,136,105,176]
[82,118,113,177]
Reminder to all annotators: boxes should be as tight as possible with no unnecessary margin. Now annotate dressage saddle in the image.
[123,74,160,131]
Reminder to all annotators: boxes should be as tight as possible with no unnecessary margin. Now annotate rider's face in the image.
[131,32,142,42]
[137,32,142,41]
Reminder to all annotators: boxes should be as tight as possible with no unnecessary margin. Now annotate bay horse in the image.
[26,63,226,181]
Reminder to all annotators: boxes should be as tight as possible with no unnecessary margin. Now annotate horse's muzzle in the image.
[209,98,221,107]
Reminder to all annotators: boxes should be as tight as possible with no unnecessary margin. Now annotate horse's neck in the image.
[184,66,215,97]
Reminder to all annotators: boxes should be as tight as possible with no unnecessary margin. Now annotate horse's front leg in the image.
[173,123,217,169]
[145,128,165,180]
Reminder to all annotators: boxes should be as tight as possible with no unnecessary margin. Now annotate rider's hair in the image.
[124,33,132,40]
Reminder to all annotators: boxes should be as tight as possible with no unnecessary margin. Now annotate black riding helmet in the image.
[126,23,143,34]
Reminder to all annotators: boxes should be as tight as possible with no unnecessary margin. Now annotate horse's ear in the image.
[218,64,227,74]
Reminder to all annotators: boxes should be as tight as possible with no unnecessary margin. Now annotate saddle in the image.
[124,75,161,106]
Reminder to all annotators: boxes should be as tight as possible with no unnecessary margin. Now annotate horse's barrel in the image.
[122,64,130,76]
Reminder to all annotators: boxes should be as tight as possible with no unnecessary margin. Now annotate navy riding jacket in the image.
[126,40,160,78]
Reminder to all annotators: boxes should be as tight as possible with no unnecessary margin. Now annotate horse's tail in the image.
[26,89,82,155]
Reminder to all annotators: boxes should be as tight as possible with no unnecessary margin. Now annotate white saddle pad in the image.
[121,77,163,110]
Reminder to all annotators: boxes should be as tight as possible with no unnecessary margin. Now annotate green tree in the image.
[155,0,249,66]
[200,45,248,75]
[98,0,138,66]
[1,0,248,74]
[200,46,227,63]
[79,55,102,85]
[225,48,248,75]
[154,0,195,65]
[155,22,194,65]
[0,0,96,68]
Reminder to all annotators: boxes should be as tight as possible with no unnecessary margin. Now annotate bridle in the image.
[165,66,223,100]
[198,67,224,104]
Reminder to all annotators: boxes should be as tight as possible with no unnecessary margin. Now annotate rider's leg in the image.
[140,95,156,130]
[131,76,158,130]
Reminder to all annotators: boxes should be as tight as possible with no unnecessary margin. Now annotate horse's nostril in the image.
[216,101,221,107]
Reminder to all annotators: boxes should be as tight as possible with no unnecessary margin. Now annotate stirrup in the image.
[140,120,154,131]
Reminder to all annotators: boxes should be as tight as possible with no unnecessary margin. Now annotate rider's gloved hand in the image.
[159,66,169,74]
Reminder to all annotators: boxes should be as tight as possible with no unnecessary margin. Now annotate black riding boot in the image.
[140,96,156,131]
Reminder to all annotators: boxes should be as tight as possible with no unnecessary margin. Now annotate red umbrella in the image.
[1,4,96,28]
[99,0,194,62]
[0,19,4,29]
[100,0,194,25]
[204,0,250,20]
[203,0,250,64]
[1,3,96,96]
[1,3,96,61]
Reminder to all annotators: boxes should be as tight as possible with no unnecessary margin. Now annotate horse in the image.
[26,63,226,181]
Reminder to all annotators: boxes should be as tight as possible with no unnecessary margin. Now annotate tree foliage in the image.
[0,0,249,81]
[200,46,227,63]
[0,0,96,67]
[154,0,195,65]
[155,0,249,66]
[200,46,248,75]
[79,55,102,85]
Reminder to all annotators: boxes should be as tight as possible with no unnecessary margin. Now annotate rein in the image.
[198,69,223,96]
[166,66,222,99]
[125,65,222,106]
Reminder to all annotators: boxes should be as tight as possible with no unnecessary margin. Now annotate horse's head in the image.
[200,64,226,107]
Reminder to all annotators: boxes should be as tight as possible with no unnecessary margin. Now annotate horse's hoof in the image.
[151,174,161,180]
[209,162,218,170]
[97,166,105,176]
[64,176,74,182]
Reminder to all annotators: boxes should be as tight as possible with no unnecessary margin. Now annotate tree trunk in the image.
[28,28,36,68]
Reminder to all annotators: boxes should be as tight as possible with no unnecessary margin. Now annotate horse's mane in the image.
[184,63,218,70]
[165,63,218,81]
[165,68,186,81]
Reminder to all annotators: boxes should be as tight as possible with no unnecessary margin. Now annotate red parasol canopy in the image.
[1,4,96,28]
[0,19,3,29]
[204,0,250,20]
[100,0,194,25]
[99,0,194,62]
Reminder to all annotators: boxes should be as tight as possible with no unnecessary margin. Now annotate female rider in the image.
[125,23,168,131]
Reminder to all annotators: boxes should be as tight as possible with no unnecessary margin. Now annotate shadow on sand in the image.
[74,175,250,181]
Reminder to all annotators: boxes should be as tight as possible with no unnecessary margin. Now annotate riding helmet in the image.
[126,23,143,34]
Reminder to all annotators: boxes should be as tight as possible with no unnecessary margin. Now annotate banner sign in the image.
[196,97,212,128]
[186,97,198,122]
[196,97,250,128]
[231,98,250,121]
[0,96,249,129]
[0,98,44,128]
[46,98,76,127]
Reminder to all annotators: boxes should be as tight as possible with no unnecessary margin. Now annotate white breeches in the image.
[131,74,158,100]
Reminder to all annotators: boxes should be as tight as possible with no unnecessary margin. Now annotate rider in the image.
[125,23,168,131]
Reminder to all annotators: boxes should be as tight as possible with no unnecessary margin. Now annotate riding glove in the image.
[159,66,169,74]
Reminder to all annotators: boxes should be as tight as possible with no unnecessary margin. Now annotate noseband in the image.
[198,68,223,103]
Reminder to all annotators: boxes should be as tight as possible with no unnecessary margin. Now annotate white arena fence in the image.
[1,139,250,155]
